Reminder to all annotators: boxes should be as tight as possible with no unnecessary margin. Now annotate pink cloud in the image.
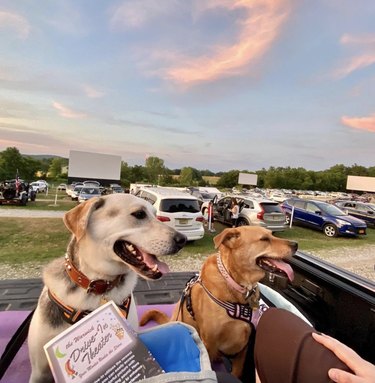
[0,11,30,39]
[82,84,105,99]
[52,102,87,119]
[333,54,375,79]
[164,0,290,85]
[340,33,375,45]
[341,114,375,133]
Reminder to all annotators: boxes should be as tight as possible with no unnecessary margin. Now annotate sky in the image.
[0,0,375,172]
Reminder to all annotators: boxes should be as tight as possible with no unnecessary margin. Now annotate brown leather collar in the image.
[64,254,124,295]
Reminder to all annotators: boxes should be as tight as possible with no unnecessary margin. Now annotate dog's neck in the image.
[216,251,257,300]
[65,253,125,295]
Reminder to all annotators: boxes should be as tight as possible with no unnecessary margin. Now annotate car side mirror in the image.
[315,211,321,215]
[368,211,374,215]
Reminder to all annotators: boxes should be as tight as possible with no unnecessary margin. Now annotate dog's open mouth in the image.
[256,257,294,281]
[113,240,169,280]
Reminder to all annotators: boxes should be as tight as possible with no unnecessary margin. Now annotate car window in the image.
[294,200,305,209]
[306,202,319,214]
[260,203,283,213]
[319,203,346,216]
[243,201,254,209]
[160,199,200,213]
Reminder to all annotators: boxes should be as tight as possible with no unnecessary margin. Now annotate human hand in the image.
[312,332,375,383]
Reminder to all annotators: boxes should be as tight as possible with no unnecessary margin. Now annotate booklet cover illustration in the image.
[44,301,164,383]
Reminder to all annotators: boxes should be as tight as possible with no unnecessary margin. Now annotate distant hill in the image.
[24,154,68,161]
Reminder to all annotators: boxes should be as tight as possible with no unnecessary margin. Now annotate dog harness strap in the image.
[198,281,253,324]
[181,275,200,320]
[48,290,131,325]
[118,296,132,319]
[48,290,90,325]
[64,254,123,295]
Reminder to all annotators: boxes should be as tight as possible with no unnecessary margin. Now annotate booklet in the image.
[44,301,164,383]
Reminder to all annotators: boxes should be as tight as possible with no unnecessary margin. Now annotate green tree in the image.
[145,156,165,184]
[48,158,63,178]
[217,170,240,188]
[0,147,40,180]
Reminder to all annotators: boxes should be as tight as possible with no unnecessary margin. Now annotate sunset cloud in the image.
[340,33,375,45]
[333,54,375,79]
[52,102,87,119]
[110,0,179,30]
[0,11,30,39]
[341,114,375,133]
[333,33,375,78]
[164,0,291,85]
[82,84,105,99]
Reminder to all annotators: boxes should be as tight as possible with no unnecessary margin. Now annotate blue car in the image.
[281,198,367,237]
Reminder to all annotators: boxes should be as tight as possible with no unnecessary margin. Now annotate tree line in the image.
[1,147,374,192]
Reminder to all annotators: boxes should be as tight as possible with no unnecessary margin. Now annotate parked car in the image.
[135,187,204,241]
[213,195,287,232]
[57,183,67,191]
[0,179,31,205]
[333,200,375,228]
[281,198,367,237]
[30,181,47,193]
[70,185,84,201]
[77,187,101,203]
[109,184,124,193]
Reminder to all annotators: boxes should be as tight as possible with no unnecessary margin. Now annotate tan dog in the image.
[140,226,297,378]
[28,193,186,383]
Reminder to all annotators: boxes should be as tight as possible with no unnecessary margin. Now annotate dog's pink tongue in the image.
[155,260,169,274]
[142,252,170,274]
[270,259,294,281]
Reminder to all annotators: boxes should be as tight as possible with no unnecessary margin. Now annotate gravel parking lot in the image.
[0,208,374,281]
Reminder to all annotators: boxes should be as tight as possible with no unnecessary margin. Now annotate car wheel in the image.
[323,224,338,237]
[236,218,249,227]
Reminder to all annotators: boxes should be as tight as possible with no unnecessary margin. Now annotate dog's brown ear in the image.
[63,197,104,241]
[213,228,241,249]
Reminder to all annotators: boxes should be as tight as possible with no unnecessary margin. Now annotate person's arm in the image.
[312,332,375,383]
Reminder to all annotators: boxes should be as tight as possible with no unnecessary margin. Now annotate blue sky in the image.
[0,0,374,172]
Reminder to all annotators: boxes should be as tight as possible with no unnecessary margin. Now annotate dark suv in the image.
[281,198,367,237]
[334,200,375,228]
[0,179,36,205]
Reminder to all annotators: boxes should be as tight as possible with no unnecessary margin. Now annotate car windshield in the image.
[201,193,216,200]
[80,188,100,195]
[160,199,200,213]
[318,203,346,216]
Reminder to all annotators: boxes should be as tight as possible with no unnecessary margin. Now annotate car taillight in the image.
[157,216,170,222]
[257,208,265,220]
[196,216,204,222]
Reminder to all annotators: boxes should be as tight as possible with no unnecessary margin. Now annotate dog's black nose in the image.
[289,241,298,253]
[174,232,187,249]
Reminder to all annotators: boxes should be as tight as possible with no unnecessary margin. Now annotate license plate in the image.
[358,229,365,234]
[179,219,188,224]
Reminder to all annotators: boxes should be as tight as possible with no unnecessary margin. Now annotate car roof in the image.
[221,194,277,204]
[139,187,198,199]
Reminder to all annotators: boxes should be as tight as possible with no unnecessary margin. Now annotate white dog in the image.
[28,193,186,383]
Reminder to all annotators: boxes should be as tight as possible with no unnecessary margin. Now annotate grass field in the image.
[0,217,373,265]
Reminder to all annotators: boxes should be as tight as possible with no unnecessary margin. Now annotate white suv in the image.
[214,194,287,232]
[135,187,205,241]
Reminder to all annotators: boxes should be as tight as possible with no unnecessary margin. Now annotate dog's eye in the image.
[260,236,270,242]
[132,210,147,219]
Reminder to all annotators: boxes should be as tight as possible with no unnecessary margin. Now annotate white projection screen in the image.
[346,175,375,193]
[238,173,258,186]
[68,150,121,183]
